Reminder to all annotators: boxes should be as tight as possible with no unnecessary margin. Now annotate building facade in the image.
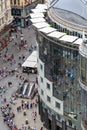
[30,0,87,130]
[79,37,87,130]
[0,0,13,51]
[10,0,42,27]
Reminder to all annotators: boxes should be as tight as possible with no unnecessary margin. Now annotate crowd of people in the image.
[0,27,44,130]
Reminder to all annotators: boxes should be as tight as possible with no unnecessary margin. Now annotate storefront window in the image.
[81,56,85,68]
[81,69,86,82]
[80,55,87,84]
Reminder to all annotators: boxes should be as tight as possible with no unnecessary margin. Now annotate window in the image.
[40,64,43,70]
[47,96,51,102]
[41,77,43,83]
[68,120,72,126]
[55,102,60,109]
[47,83,50,90]
[41,89,44,95]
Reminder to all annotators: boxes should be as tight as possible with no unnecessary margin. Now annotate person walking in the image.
[40,127,43,130]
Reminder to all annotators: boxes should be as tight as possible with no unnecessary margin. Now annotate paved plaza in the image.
[0,27,46,130]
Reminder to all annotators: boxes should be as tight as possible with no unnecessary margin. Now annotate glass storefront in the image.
[80,55,87,85]
[81,89,87,120]
[37,31,81,120]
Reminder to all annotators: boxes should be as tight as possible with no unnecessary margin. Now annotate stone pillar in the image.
[51,114,57,130]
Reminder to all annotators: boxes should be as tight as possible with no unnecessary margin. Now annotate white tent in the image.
[22,51,37,68]
[22,61,37,68]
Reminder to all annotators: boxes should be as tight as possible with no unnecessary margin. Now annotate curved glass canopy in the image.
[53,0,87,20]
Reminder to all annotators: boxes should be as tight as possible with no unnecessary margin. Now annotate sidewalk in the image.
[0,27,46,130]
[10,96,46,130]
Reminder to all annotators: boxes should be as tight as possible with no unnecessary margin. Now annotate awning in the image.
[22,61,37,68]
[26,56,37,62]
[22,50,37,68]
[36,4,48,10]
[48,31,65,39]
[33,22,49,29]
[30,18,46,23]
[73,38,83,45]
[39,26,57,34]
[31,50,37,56]
[30,13,44,18]
[59,35,78,43]
[31,8,46,13]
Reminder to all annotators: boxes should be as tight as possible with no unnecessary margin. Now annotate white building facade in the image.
[0,0,13,50]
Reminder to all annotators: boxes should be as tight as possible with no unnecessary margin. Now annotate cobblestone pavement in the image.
[0,27,46,130]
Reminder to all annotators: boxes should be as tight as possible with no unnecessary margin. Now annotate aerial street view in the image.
[0,0,87,130]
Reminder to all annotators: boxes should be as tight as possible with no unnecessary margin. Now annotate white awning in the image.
[31,50,37,56]
[27,56,37,62]
[39,26,57,34]
[59,35,78,43]
[31,8,46,13]
[48,31,65,39]
[30,18,45,23]
[33,22,50,29]
[73,38,83,45]
[30,13,44,18]
[22,61,37,68]
[36,4,48,10]
[22,50,37,68]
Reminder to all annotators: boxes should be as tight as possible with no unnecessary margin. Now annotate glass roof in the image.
[53,0,87,20]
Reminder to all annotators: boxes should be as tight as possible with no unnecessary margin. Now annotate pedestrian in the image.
[4,96,6,102]
[35,111,37,117]
[30,102,32,109]
[16,34,17,38]
[36,76,38,84]
[40,127,43,130]
[33,116,36,123]
[22,124,25,130]
[15,42,17,45]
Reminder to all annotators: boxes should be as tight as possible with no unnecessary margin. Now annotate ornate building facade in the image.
[0,0,13,51]
[30,0,87,130]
